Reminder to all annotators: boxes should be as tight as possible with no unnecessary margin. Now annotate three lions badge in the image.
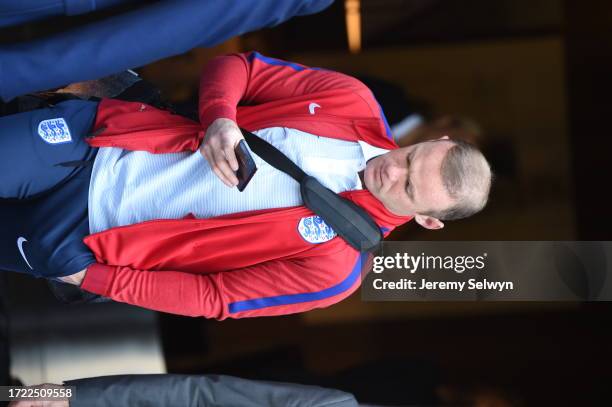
[38,118,72,144]
[298,215,337,244]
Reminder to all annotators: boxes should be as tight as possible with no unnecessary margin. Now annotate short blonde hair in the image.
[427,140,492,221]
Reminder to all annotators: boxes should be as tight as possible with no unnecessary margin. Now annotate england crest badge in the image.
[37,118,72,144]
[298,215,337,244]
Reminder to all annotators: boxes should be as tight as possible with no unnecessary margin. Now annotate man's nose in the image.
[386,163,408,182]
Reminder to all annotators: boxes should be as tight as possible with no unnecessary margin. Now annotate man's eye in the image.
[405,181,413,198]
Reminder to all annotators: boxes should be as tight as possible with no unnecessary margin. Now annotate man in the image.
[0,52,491,319]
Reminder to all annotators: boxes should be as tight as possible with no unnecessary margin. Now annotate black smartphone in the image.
[234,139,257,191]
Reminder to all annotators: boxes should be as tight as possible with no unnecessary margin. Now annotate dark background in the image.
[3,1,612,406]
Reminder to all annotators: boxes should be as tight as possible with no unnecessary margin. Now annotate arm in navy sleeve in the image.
[65,374,359,407]
[0,0,334,101]
[64,374,357,407]
[0,0,139,28]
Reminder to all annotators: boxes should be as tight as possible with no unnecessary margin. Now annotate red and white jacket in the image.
[81,51,412,319]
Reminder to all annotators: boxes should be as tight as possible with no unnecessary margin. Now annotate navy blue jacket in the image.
[0,0,139,27]
[0,0,333,101]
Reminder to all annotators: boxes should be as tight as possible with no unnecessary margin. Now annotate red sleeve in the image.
[81,248,363,320]
[198,54,249,131]
[198,51,369,131]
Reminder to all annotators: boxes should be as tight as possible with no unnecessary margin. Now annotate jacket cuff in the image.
[200,103,237,132]
[81,263,114,296]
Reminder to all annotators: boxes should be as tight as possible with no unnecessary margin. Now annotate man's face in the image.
[364,139,456,227]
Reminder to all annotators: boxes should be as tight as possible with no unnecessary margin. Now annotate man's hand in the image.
[8,399,67,407]
[8,384,68,407]
[58,268,87,286]
[199,118,244,187]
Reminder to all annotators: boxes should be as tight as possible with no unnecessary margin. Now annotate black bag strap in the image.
[241,128,308,182]
[241,128,383,253]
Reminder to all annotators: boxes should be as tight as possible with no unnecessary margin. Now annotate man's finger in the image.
[224,146,240,172]
[210,149,238,187]
[210,163,233,187]
[203,148,230,185]
[201,139,240,187]
[203,146,234,187]
[215,153,239,186]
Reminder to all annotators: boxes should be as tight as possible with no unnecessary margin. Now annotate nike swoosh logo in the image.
[308,102,321,115]
[17,237,34,270]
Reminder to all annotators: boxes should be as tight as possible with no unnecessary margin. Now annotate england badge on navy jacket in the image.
[38,118,72,144]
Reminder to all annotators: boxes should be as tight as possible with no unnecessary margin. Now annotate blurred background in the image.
[2,0,612,405]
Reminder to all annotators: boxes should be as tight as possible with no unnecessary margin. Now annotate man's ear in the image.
[414,214,445,230]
